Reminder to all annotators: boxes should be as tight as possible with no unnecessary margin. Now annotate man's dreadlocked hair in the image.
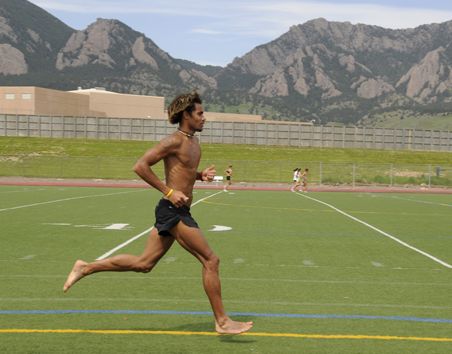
[167,91,202,124]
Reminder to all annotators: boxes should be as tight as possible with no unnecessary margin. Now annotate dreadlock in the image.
[167,91,202,124]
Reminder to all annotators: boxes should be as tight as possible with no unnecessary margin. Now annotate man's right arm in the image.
[133,136,177,195]
[133,135,189,207]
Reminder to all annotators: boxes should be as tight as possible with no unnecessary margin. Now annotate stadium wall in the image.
[0,114,451,152]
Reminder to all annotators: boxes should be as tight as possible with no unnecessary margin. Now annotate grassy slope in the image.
[1,137,451,184]
[1,136,451,164]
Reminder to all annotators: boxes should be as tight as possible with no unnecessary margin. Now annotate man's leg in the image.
[172,221,253,334]
[63,228,174,292]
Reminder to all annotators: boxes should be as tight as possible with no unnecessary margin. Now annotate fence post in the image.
[97,156,101,177]
[298,124,302,147]
[20,155,26,176]
[254,122,257,145]
[141,118,144,141]
[390,163,393,187]
[319,161,323,185]
[232,122,235,144]
[373,127,376,149]
[320,126,323,148]
[352,164,356,188]
[60,156,65,178]
[342,126,346,148]
[393,128,396,150]
[428,164,432,188]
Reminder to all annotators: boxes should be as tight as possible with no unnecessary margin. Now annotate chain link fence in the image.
[1,155,450,188]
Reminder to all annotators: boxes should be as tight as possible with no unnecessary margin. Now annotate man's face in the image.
[188,103,205,132]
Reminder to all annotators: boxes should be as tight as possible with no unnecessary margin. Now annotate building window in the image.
[5,93,15,100]
[21,93,32,100]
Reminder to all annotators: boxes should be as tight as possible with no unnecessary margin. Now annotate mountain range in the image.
[1,0,452,125]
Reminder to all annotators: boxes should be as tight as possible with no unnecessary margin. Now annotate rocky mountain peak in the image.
[56,18,139,70]
[396,46,452,103]
[1,2,452,124]
[216,18,452,122]
[0,0,72,74]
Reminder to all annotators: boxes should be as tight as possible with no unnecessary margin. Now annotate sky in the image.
[28,0,452,67]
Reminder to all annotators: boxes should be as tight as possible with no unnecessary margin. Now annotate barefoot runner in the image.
[63,92,253,335]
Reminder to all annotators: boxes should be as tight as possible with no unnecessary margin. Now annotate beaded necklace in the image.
[177,128,195,138]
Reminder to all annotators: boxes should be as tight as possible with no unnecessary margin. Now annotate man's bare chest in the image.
[175,141,201,168]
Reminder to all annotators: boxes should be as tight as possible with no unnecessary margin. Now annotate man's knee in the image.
[204,253,220,271]
[134,260,155,273]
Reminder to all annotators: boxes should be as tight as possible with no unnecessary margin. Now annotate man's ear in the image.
[182,111,191,121]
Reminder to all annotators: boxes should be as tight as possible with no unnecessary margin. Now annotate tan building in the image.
[0,86,165,119]
[69,88,165,119]
[0,86,91,117]
[0,86,265,122]
[203,111,262,122]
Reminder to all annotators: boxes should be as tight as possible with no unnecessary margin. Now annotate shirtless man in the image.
[63,92,253,335]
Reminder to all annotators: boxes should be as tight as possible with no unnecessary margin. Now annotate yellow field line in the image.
[1,329,451,342]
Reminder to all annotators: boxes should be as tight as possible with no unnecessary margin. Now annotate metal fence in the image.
[1,155,450,188]
[1,114,451,151]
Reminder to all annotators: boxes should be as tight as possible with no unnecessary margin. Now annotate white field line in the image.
[96,191,224,260]
[295,193,452,269]
[0,190,142,212]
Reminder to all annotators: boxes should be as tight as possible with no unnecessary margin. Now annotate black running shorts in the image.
[154,198,199,237]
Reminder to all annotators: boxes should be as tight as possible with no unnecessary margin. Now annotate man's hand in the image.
[201,165,216,182]
[168,190,189,208]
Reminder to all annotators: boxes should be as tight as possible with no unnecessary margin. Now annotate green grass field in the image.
[2,136,452,163]
[1,185,451,353]
[1,137,452,186]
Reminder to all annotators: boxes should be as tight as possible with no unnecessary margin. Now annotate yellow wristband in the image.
[165,188,174,198]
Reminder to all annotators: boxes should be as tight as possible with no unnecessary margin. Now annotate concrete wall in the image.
[1,114,450,152]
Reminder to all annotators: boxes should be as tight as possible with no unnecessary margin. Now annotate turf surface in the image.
[0,186,451,353]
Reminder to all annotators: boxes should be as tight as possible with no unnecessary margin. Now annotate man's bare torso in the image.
[164,132,201,205]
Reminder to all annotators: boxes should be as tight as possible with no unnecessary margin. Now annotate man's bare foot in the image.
[63,260,88,292]
[215,318,253,334]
